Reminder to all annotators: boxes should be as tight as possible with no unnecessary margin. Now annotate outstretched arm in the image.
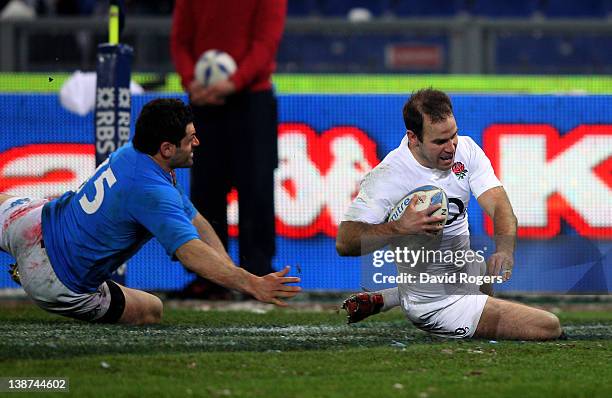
[192,212,233,263]
[477,186,517,281]
[175,239,300,306]
[132,185,300,306]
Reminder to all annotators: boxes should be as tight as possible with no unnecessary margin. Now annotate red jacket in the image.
[170,0,286,92]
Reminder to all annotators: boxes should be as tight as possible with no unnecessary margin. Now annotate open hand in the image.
[249,266,301,306]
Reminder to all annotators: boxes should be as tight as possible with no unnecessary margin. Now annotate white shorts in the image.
[0,196,117,322]
[401,294,489,338]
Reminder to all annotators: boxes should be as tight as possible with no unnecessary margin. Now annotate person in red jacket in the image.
[170,0,286,298]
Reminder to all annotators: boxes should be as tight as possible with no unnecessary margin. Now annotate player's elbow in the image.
[336,223,361,256]
[175,239,201,272]
[336,237,360,257]
[336,239,352,257]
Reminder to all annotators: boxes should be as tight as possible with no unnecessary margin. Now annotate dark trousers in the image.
[191,90,277,276]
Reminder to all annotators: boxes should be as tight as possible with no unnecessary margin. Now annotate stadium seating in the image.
[541,0,607,18]
[278,32,448,73]
[285,0,611,18]
[388,0,465,17]
[320,0,390,17]
[495,35,612,74]
[287,0,320,17]
[468,0,540,18]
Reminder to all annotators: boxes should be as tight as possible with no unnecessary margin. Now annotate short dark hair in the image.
[133,98,193,155]
[402,89,453,141]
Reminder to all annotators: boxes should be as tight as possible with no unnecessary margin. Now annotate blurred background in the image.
[2,0,612,74]
[0,0,610,294]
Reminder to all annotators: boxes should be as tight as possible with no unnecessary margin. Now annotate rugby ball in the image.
[387,185,448,228]
[194,50,237,87]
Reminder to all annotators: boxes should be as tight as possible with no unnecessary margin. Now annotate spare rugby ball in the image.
[194,50,237,87]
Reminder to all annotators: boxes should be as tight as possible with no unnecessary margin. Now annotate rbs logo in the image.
[484,124,612,238]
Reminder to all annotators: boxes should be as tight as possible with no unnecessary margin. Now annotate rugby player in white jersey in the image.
[336,89,562,340]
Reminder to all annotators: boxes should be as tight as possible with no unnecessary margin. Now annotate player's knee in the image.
[152,296,163,321]
[540,312,562,339]
[121,294,163,325]
[547,313,562,338]
[143,296,163,324]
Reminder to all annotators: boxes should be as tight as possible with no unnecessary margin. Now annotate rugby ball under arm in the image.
[387,185,449,227]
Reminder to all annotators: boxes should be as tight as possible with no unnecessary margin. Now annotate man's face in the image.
[169,123,199,168]
[409,114,458,171]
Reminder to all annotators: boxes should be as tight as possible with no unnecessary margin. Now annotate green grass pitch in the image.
[1,302,611,397]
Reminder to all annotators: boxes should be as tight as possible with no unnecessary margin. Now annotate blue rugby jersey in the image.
[41,143,199,293]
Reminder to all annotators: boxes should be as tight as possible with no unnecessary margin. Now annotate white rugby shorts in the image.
[0,196,116,322]
[401,293,488,338]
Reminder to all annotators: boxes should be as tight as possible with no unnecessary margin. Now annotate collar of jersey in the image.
[140,151,174,185]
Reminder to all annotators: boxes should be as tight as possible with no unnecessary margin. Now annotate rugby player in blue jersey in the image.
[0,98,300,325]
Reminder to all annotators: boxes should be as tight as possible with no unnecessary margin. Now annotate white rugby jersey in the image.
[343,135,503,302]
[344,135,502,302]
[343,135,502,236]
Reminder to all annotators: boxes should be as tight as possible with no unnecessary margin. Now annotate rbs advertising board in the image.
[0,94,610,292]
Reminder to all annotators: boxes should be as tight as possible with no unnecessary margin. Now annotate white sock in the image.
[379,287,400,312]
